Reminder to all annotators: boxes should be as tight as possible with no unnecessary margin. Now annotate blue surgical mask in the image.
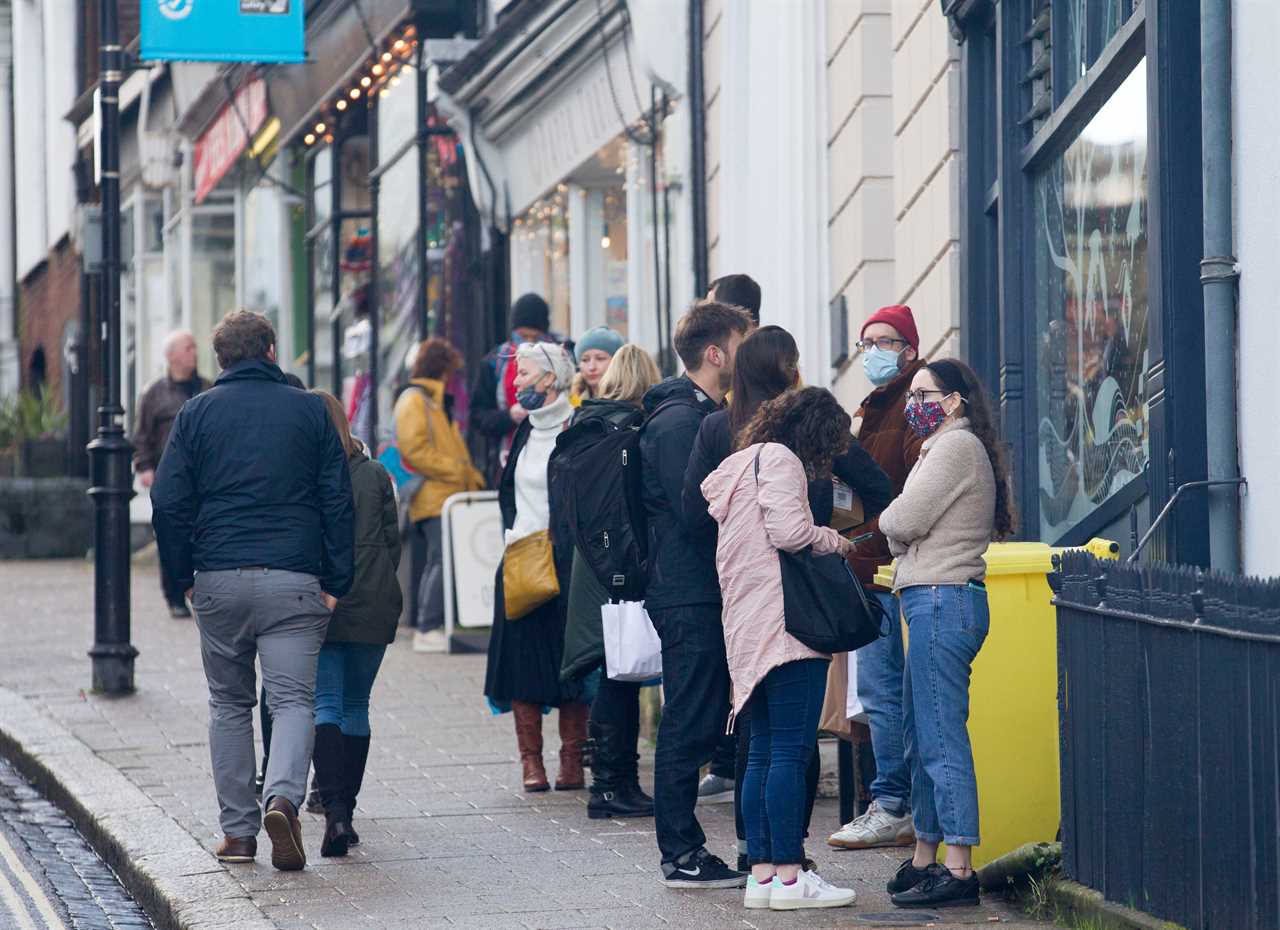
[516,386,548,411]
[862,347,902,387]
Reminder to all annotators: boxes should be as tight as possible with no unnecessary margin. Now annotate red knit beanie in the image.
[861,304,919,351]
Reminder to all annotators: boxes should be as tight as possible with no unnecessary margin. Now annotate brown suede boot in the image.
[512,701,549,792]
[555,701,589,791]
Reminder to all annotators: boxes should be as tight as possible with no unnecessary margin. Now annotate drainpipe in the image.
[1200,0,1242,573]
[687,0,708,297]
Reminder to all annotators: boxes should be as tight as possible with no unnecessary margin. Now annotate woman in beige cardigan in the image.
[877,358,1014,910]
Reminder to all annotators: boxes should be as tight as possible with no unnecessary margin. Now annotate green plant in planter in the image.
[2,390,68,447]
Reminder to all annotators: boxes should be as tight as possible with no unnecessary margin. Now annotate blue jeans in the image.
[314,642,387,737]
[855,590,911,816]
[900,584,989,847]
[741,658,829,866]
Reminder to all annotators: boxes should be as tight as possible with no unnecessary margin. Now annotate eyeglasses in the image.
[856,336,908,353]
[905,389,949,405]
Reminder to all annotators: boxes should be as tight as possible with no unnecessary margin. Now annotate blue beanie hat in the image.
[575,327,625,360]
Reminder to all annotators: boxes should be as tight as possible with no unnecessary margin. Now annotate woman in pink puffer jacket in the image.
[701,388,858,912]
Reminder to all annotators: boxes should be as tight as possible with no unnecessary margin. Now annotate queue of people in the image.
[145,283,1011,915]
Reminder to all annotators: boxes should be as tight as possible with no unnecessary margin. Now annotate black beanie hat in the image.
[510,293,551,333]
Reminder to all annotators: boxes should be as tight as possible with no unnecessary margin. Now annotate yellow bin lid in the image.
[871,537,1119,587]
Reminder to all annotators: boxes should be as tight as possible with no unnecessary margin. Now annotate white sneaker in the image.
[828,799,915,849]
[743,875,773,909]
[696,773,735,805]
[769,870,857,910]
[413,629,447,653]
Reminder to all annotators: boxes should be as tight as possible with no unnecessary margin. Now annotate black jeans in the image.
[709,731,737,781]
[650,603,730,865]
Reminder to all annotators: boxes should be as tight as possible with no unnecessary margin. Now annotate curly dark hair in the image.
[925,358,1017,539]
[736,387,852,480]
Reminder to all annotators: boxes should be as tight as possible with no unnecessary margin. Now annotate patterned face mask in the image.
[905,400,948,438]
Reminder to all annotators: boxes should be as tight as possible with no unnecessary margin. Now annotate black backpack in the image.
[551,399,692,601]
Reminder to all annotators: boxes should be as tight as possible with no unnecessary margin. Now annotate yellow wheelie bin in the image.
[875,537,1118,867]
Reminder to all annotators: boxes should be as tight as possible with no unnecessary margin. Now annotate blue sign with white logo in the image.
[141,0,304,63]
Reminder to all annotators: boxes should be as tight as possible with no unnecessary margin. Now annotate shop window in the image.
[1059,0,1135,94]
[191,210,237,369]
[512,189,570,335]
[1033,63,1148,541]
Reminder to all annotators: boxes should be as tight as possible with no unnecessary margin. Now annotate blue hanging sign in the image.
[141,1,304,63]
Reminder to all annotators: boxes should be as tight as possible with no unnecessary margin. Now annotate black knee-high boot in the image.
[313,723,350,857]
[342,734,371,846]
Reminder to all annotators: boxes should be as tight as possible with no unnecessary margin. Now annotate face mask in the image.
[862,347,902,387]
[905,400,948,438]
[516,386,548,411]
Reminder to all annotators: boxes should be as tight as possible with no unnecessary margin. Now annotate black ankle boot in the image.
[588,781,655,819]
[341,734,371,846]
[321,808,352,858]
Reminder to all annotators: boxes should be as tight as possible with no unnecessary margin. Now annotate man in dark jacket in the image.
[828,304,926,852]
[640,301,751,888]
[133,329,210,618]
[151,310,354,872]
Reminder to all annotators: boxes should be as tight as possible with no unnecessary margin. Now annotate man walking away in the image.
[133,329,209,618]
[707,274,761,325]
[828,304,925,851]
[641,301,751,888]
[152,310,354,872]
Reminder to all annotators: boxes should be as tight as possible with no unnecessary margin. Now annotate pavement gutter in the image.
[1047,878,1188,930]
[0,686,276,930]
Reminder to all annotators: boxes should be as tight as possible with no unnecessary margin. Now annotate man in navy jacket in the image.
[152,310,353,871]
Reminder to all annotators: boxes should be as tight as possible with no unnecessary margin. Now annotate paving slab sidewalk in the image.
[0,559,1047,930]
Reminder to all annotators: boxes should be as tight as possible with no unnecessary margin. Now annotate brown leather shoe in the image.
[555,701,588,791]
[215,835,257,863]
[512,701,549,792]
[263,796,306,871]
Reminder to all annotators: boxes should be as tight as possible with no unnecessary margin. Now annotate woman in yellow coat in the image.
[395,338,486,653]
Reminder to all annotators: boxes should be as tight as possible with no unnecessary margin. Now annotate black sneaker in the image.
[660,848,747,889]
[891,863,980,908]
[887,857,933,894]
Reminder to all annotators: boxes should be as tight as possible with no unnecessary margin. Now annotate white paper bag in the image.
[602,601,663,682]
[845,650,868,723]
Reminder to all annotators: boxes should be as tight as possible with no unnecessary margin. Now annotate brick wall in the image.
[18,239,82,404]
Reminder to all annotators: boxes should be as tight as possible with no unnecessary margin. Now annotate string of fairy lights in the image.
[301,22,420,148]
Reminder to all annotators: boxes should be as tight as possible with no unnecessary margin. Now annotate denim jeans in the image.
[649,604,730,865]
[314,642,387,737]
[741,658,829,866]
[900,584,989,846]
[855,590,911,816]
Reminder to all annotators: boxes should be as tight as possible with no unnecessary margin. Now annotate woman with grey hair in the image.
[483,342,589,792]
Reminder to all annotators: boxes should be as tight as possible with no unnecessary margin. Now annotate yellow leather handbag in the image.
[502,529,560,620]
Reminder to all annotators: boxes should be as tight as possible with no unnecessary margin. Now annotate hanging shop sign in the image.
[193,78,269,204]
[141,0,304,63]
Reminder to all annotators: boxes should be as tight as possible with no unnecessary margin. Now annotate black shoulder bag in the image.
[753,448,886,654]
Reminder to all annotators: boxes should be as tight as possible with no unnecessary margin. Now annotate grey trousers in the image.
[415,517,445,633]
[193,568,330,839]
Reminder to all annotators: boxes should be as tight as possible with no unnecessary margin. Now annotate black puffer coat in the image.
[327,448,402,645]
[557,399,646,683]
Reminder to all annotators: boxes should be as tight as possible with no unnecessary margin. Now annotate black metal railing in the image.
[1050,551,1280,930]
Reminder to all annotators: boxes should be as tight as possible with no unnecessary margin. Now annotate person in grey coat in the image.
[309,390,402,859]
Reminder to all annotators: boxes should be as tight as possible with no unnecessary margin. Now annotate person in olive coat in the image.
[309,390,402,858]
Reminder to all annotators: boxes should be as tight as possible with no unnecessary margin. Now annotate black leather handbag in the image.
[754,449,885,654]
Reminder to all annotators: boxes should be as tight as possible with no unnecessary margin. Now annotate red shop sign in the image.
[193,78,268,204]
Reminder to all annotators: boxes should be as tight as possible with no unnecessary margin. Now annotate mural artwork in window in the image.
[1034,63,1148,541]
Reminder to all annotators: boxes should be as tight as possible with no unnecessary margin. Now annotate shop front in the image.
[439,0,694,368]
[950,0,1208,563]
